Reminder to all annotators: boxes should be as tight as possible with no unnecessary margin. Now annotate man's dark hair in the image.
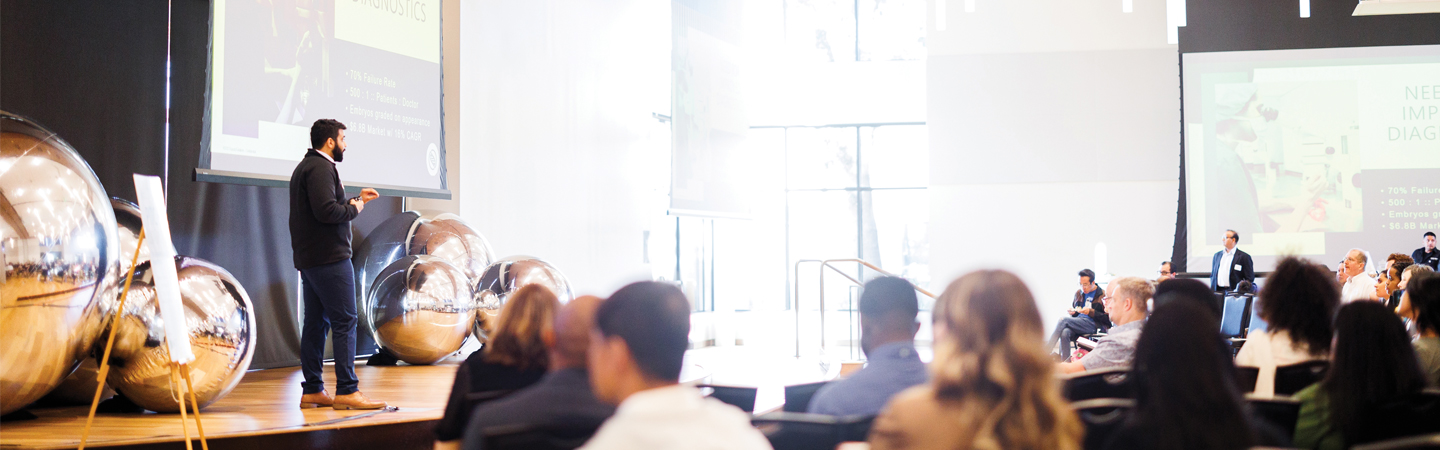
[595,281,690,381]
[1078,269,1095,283]
[1257,257,1339,356]
[1426,231,1437,239]
[1410,272,1440,335]
[1160,261,1172,269]
[1153,278,1220,318]
[1226,229,1240,242]
[310,118,346,150]
[858,276,919,320]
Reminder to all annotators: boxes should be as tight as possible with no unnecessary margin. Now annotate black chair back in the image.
[1351,432,1440,450]
[1352,390,1440,446]
[1072,398,1134,450]
[1247,397,1302,438]
[1236,366,1260,394]
[699,384,758,413]
[465,389,515,415]
[1064,367,1133,402]
[1274,361,1329,396]
[783,381,830,413]
[481,419,605,450]
[752,411,875,450]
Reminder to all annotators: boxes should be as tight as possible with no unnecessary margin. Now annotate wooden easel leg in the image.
[78,229,146,450]
[173,365,194,450]
[180,364,210,450]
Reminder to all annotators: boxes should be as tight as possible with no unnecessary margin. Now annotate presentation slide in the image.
[202,0,446,197]
[1183,44,1440,272]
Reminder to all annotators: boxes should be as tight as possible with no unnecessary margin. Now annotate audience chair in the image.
[1063,367,1133,402]
[1236,366,1260,394]
[751,411,875,450]
[1351,433,1440,450]
[1245,303,1268,338]
[1071,398,1135,450]
[1247,396,1302,438]
[698,384,758,413]
[480,419,606,450]
[1220,294,1253,339]
[1273,361,1329,396]
[783,381,830,413]
[464,389,516,416]
[1351,389,1440,446]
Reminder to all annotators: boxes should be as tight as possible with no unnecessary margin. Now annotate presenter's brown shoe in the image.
[333,391,387,410]
[298,390,334,409]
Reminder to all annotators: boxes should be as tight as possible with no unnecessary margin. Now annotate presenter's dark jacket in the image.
[1210,248,1255,292]
[289,149,358,269]
[1415,248,1440,270]
[1073,287,1110,329]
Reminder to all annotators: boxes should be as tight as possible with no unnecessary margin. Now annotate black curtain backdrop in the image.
[1171,0,1440,273]
[4,0,393,369]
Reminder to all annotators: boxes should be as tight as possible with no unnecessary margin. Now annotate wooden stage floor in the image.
[1,362,458,449]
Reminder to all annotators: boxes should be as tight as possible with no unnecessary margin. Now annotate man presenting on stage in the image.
[290,118,386,410]
[1211,229,1254,293]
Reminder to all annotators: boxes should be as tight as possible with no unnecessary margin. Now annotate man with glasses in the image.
[1210,229,1254,293]
[1058,277,1153,374]
[1157,261,1175,283]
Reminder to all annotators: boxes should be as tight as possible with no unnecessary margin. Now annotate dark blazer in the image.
[288,149,358,269]
[460,368,616,450]
[1073,287,1110,330]
[1210,248,1255,292]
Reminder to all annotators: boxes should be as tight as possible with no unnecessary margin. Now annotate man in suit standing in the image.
[1211,229,1255,293]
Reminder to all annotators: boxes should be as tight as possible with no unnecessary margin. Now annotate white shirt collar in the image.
[313,148,335,163]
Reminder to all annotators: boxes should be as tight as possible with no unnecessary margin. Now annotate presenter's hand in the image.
[360,188,380,203]
[350,198,365,213]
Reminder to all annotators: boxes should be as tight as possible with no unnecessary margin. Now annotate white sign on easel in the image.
[133,174,195,365]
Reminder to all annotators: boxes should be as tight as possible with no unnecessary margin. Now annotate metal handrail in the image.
[792,258,936,357]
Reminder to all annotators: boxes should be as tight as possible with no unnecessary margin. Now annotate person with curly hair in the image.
[1236,257,1339,397]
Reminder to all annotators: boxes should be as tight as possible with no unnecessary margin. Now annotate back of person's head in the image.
[930,270,1082,450]
[594,281,691,382]
[1130,300,1255,450]
[858,276,919,354]
[1388,253,1415,266]
[486,284,561,370]
[1256,257,1338,356]
[310,118,345,149]
[1323,301,1428,440]
[1408,272,1440,335]
[1153,278,1220,318]
[1109,276,1155,315]
[550,295,603,370]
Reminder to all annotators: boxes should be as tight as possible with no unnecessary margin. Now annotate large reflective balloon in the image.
[104,256,255,412]
[43,198,146,405]
[472,256,573,342]
[365,255,476,365]
[0,111,120,415]
[353,211,422,315]
[407,213,495,283]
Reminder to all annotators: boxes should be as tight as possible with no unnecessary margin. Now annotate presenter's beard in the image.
[333,146,345,162]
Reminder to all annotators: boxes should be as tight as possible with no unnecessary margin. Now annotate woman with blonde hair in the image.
[870,270,1083,450]
[434,284,561,446]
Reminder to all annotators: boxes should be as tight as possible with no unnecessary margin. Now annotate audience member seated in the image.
[1400,264,1433,292]
[869,270,1082,450]
[1377,254,1413,309]
[461,296,615,450]
[1337,249,1378,303]
[436,285,560,446]
[1413,231,1438,270]
[580,282,771,450]
[1046,269,1109,362]
[1236,257,1338,397]
[1104,300,1288,450]
[1399,264,1436,337]
[1399,273,1440,387]
[1156,261,1175,283]
[808,276,927,416]
[1152,278,1220,318]
[1058,277,1153,374]
[1293,302,1430,450]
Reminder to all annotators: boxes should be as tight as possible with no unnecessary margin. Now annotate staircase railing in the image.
[792,259,936,357]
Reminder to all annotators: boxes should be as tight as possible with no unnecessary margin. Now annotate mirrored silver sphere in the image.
[407,213,495,284]
[0,111,120,415]
[472,256,573,342]
[365,255,476,365]
[353,211,422,316]
[104,256,255,412]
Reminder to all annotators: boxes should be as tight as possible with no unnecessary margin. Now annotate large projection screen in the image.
[1183,44,1440,272]
[197,0,448,199]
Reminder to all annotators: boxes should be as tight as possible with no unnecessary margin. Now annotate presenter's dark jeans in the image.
[1048,316,1097,361]
[300,259,359,395]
